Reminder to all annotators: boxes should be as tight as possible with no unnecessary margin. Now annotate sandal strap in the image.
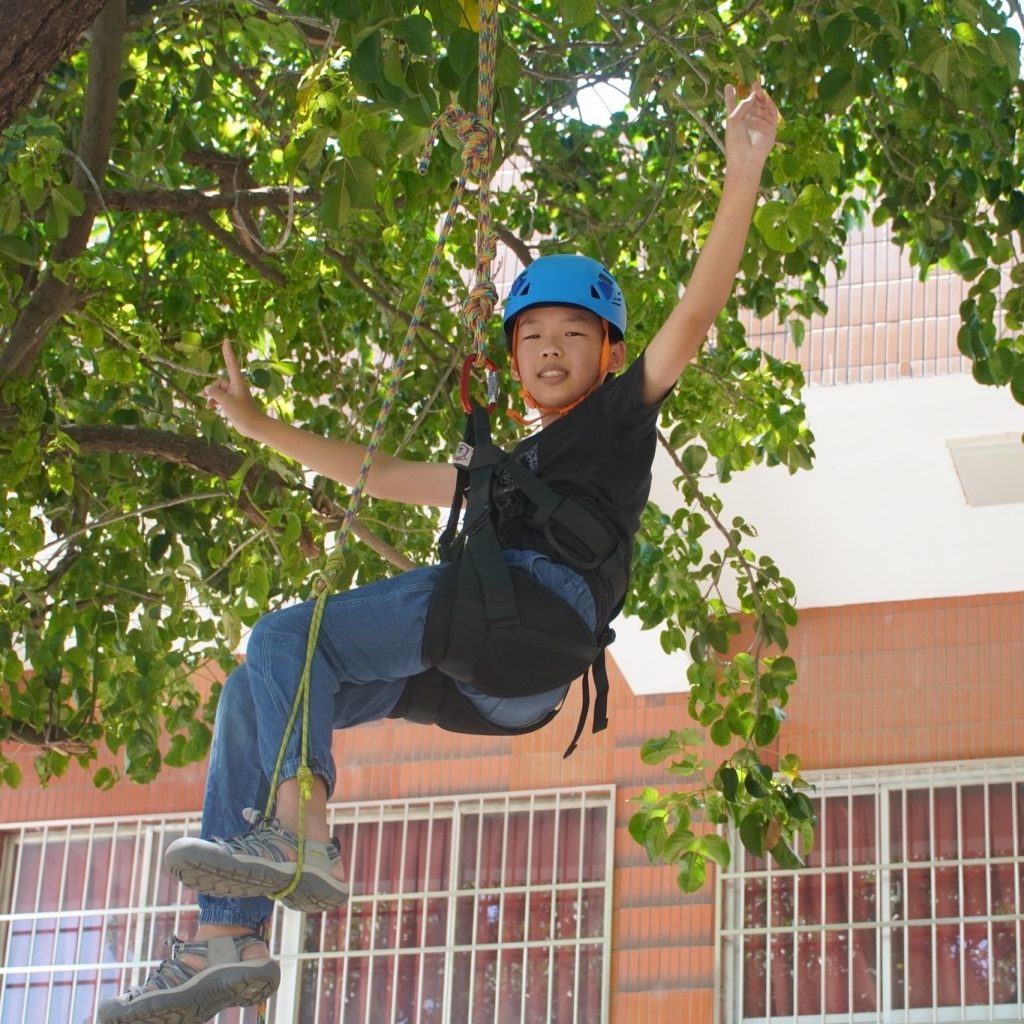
[170,931,266,966]
[216,807,341,866]
[113,931,271,1008]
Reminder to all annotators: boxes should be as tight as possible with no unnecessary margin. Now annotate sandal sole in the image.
[166,840,349,914]
[97,959,280,1023]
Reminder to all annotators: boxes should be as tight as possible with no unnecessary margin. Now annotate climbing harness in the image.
[387,400,626,757]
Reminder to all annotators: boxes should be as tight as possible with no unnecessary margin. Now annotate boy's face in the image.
[510,305,626,412]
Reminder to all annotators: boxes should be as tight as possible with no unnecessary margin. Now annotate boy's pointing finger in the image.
[221,339,244,383]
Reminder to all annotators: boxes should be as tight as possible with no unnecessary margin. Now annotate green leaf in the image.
[710,718,733,746]
[718,765,739,801]
[739,814,767,858]
[2,761,22,788]
[754,201,797,253]
[341,157,378,208]
[676,850,707,892]
[351,32,383,84]
[871,33,898,70]
[662,826,696,861]
[769,838,805,870]
[0,234,36,265]
[560,0,596,28]
[321,181,351,228]
[447,27,479,81]
[673,727,704,747]
[51,183,85,217]
[973,348,1015,387]
[822,14,852,51]
[788,792,817,821]
[753,712,780,746]
[681,444,708,475]
[744,769,767,798]
[1012,358,1024,405]
[628,811,648,845]
[395,14,434,55]
[817,67,852,105]
[700,832,731,870]
[769,655,797,679]
[640,735,679,765]
[97,349,136,384]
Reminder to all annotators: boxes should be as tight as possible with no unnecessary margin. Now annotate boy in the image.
[99,81,777,1023]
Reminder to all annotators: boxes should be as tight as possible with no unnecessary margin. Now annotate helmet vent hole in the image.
[596,274,615,298]
[590,285,601,298]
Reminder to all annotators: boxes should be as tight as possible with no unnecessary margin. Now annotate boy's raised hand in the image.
[202,339,265,438]
[724,80,778,173]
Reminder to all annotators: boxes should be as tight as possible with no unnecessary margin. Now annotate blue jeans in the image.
[197,550,596,929]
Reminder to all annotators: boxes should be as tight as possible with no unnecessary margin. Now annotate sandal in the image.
[165,808,349,914]
[96,932,279,1024]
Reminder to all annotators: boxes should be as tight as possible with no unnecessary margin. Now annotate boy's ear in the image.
[608,340,627,373]
[509,360,521,383]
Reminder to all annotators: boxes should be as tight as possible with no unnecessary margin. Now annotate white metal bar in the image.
[364,802,389,1024]
[1013,769,1023,1019]
[494,794,510,1024]
[414,800,437,1024]
[388,804,411,1024]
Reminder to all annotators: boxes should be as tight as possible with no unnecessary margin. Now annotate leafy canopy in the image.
[0,0,1020,889]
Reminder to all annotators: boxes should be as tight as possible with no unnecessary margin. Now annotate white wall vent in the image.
[947,432,1024,507]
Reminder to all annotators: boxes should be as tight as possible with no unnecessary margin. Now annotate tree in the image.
[0,0,1020,892]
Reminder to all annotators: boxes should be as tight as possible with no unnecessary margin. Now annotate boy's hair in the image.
[502,255,627,343]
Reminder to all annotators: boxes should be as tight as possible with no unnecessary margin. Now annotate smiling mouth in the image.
[538,369,567,380]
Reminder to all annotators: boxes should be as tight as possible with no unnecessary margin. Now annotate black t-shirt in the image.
[491,351,668,626]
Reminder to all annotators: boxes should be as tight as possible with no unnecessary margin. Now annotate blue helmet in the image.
[502,255,627,342]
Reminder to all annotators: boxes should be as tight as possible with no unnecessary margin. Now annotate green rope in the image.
[259,0,501,906]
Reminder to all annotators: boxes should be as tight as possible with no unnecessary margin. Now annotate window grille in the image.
[740,226,969,386]
[718,759,1024,1024]
[0,786,613,1024]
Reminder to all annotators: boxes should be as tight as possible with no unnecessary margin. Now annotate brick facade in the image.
[5,590,1022,1020]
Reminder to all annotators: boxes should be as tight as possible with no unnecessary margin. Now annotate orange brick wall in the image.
[4,590,1023,1021]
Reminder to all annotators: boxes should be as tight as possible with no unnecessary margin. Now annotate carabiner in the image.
[460,354,499,414]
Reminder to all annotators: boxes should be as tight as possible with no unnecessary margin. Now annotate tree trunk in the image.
[0,0,125,388]
[0,0,112,132]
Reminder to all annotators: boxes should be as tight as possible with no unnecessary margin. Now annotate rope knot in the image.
[418,105,496,180]
[462,280,498,346]
[297,765,315,801]
[456,114,496,177]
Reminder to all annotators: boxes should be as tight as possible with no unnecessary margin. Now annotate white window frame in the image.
[717,757,1024,1024]
[0,785,614,1024]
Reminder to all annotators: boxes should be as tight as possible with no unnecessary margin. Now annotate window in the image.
[0,786,613,1024]
[719,760,1024,1024]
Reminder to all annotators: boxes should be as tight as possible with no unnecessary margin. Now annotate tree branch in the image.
[60,424,416,571]
[0,0,125,386]
[495,224,535,267]
[325,245,453,366]
[657,429,767,643]
[195,210,288,287]
[98,185,321,215]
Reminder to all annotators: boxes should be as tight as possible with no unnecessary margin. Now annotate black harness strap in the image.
[390,403,626,755]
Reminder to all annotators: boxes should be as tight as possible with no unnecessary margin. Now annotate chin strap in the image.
[508,317,612,425]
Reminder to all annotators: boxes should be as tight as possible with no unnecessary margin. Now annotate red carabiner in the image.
[460,354,499,414]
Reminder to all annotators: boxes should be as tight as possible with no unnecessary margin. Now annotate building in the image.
[1,220,1023,1023]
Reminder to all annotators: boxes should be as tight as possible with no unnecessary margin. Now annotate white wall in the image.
[616,372,1024,695]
